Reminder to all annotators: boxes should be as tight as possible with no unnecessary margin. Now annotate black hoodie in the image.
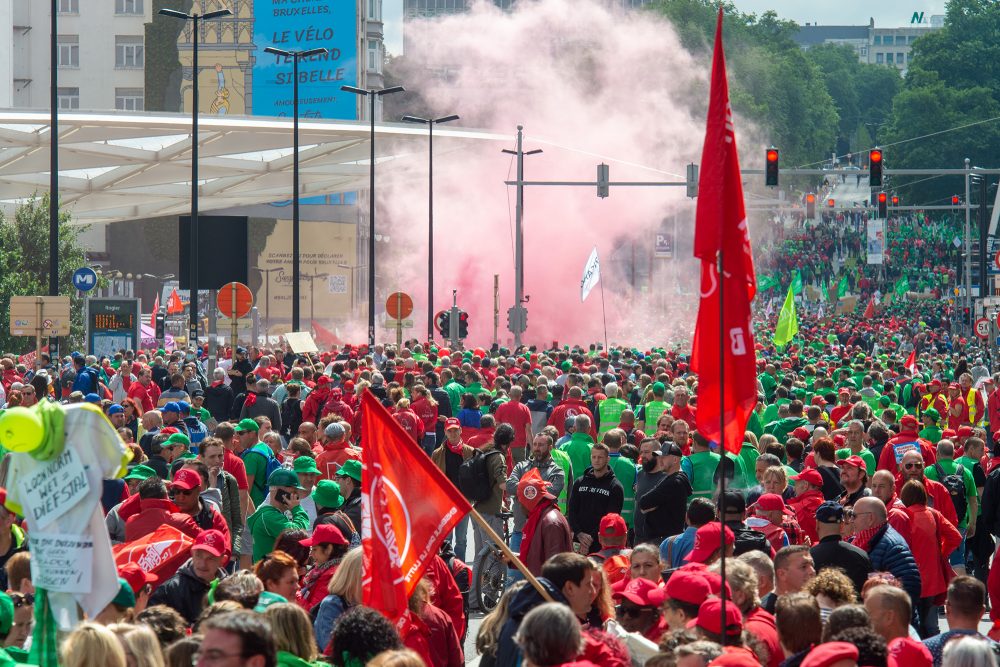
[148,559,226,625]
[495,578,568,667]
[567,466,624,541]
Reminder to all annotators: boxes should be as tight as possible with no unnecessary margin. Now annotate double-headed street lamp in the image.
[263,46,328,334]
[401,114,459,343]
[302,271,331,326]
[340,84,405,349]
[158,6,232,347]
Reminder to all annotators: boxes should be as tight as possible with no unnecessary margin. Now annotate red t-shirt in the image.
[495,400,532,448]
[223,449,249,490]
[671,404,697,429]
[128,382,155,413]
[948,396,969,430]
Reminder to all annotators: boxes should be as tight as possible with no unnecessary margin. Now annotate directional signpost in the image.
[386,291,414,348]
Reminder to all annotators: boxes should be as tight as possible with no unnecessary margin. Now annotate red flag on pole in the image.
[863,298,875,319]
[152,293,160,317]
[691,8,758,456]
[360,390,472,621]
[166,288,184,315]
[905,349,917,375]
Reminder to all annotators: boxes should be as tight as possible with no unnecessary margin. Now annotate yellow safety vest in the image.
[967,388,984,426]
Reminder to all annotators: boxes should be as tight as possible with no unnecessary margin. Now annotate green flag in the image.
[758,274,778,292]
[774,286,799,347]
[895,277,909,296]
[791,270,803,296]
[821,281,830,302]
[837,275,848,298]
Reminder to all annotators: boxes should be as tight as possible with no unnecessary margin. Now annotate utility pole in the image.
[502,126,541,349]
[966,158,972,318]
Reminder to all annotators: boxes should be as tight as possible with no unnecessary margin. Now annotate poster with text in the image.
[866,219,884,265]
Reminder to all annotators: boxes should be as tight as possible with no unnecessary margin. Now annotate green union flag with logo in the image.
[895,277,909,296]
[837,275,849,298]
[774,285,799,347]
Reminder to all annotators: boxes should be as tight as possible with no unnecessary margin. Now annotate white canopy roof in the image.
[0,111,506,224]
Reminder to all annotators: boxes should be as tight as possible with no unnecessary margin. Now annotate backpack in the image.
[457,449,500,502]
[245,443,282,499]
[934,462,968,522]
[731,525,772,557]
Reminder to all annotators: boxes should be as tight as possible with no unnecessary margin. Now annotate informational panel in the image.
[9,296,71,337]
[866,219,885,265]
[86,298,141,357]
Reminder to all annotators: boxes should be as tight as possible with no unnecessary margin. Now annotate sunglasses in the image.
[616,604,653,618]
[903,463,923,469]
[10,593,33,608]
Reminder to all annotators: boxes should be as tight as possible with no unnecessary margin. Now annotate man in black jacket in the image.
[810,500,873,595]
[148,529,229,624]
[637,442,692,546]
[567,442,624,555]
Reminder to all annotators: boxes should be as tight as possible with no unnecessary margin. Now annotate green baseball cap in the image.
[268,468,305,491]
[651,381,666,394]
[0,592,12,636]
[336,459,362,483]
[165,433,191,448]
[235,418,260,433]
[312,479,344,510]
[293,456,321,475]
[923,407,940,422]
[111,577,136,609]
[123,464,157,482]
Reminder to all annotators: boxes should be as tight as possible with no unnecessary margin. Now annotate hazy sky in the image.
[383,0,948,56]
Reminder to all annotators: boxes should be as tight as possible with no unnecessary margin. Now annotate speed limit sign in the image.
[975,317,990,339]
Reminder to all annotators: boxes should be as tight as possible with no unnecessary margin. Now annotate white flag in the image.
[581,247,601,302]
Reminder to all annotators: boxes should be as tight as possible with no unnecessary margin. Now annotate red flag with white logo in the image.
[166,288,184,315]
[905,349,917,375]
[360,390,471,621]
[691,8,758,456]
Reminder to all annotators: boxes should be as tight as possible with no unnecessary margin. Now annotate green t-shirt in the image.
[924,459,977,528]
[241,443,271,508]
[609,453,637,527]
[560,432,595,484]
[835,447,876,477]
[918,426,943,444]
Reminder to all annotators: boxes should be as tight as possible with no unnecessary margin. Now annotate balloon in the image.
[0,407,44,453]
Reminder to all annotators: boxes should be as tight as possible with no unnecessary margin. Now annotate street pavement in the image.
[828,172,872,208]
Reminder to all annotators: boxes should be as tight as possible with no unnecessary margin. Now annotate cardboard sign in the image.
[284,331,319,354]
[29,532,93,593]
[17,448,90,531]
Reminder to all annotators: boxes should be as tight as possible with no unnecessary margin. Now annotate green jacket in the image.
[443,381,464,414]
[608,453,637,527]
[767,416,809,444]
[550,449,574,513]
[560,432,595,484]
[247,503,310,562]
[277,651,326,667]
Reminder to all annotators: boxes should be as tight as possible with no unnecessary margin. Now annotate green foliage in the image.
[145,0,193,112]
[0,196,91,353]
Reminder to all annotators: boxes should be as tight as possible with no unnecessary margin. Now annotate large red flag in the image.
[863,298,875,319]
[905,349,917,375]
[360,390,472,621]
[166,288,184,315]
[691,8,758,456]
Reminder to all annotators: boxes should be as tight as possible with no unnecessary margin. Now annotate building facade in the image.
[793,16,944,74]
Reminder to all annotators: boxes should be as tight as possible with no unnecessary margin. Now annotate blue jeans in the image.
[421,433,436,457]
[506,531,524,586]
[451,515,471,562]
[949,528,967,566]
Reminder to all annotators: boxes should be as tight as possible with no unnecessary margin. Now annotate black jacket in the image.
[147,559,224,624]
[342,488,362,535]
[810,534,873,595]
[496,578,567,667]
[204,383,234,423]
[568,467,624,540]
[638,470,693,542]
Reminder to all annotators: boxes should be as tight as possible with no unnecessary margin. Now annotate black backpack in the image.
[458,450,501,502]
[731,525,772,557]
[934,462,968,522]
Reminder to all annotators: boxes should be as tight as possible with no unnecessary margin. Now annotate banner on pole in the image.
[866,220,885,264]
[581,247,601,302]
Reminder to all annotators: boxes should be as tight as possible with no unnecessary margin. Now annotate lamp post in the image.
[159,6,232,348]
[251,265,284,335]
[340,84,405,349]
[401,114,459,343]
[302,271,331,326]
[263,45,328,334]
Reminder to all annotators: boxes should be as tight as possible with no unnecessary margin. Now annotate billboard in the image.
[866,219,884,265]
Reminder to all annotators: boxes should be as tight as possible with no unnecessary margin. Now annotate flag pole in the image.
[468,507,555,603]
[599,275,609,351]
[717,247,728,646]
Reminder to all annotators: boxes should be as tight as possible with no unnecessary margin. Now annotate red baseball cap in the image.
[800,641,859,667]
[685,523,734,563]
[836,455,865,471]
[941,429,957,440]
[444,417,462,430]
[838,388,851,396]
[118,562,158,595]
[665,569,711,606]
[957,426,974,438]
[598,514,627,539]
[755,493,787,512]
[709,652,761,667]
[191,529,229,563]
[900,415,919,429]
[299,523,348,547]
[886,637,932,667]
[791,427,811,441]
[833,434,846,446]
[170,468,202,492]
[689,597,742,636]
[790,468,823,487]
[614,577,666,607]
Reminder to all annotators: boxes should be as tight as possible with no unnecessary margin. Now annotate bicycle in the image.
[474,510,512,613]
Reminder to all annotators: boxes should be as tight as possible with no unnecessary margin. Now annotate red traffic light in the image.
[766,149,779,163]
[891,195,899,206]
[806,193,816,203]
[878,192,887,203]
[827,198,835,208]
[952,195,960,205]
[870,149,882,164]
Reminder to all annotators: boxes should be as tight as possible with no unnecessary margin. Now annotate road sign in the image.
[72,267,98,292]
[434,310,448,334]
[994,249,1000,273]
[387,318,414,328]
[217,282,253,320]
[975,317,990,339]
[10,296,71,337]
[386,292,413,320]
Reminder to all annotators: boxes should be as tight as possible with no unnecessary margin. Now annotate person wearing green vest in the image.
[246,468,311,562]
[738,438,760,482]
[550,448,574,514]
[834,419,876,476]
[636,381,670,434]
[875,395,905,422]
[596,383,629,437]
[605,429,637,527]
[680,433,721,499]
[918,409,943,444]
[924,440,978,534]
[767,400,809,444]
[760,387,790,426]
[560,414,595,483]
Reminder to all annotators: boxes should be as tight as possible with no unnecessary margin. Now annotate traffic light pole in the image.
[966,158,972,316]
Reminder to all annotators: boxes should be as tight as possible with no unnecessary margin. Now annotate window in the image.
[58,0,79,13]
[115,88,144,111]
[57,87,79,110]
[115,0,143,14]
[367,39,380,72]
[873,35,881,45]
[897,52,905,64]
[875,52,883,64]
[368,0,381,20]
[115,36,144,68]
[57,36,79,68]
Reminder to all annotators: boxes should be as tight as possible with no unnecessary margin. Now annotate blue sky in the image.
[383,0,948,56]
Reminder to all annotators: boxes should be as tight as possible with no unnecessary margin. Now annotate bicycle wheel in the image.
[476,546,506,613]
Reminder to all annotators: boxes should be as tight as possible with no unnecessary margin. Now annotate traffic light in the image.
[438,310,451,337]
[596,163,609,199]
[869,148,883,186]
[877,192,887,218]
[458,310,469,339]
[891,195,899,206]
[827,198,835,208]
[686,163,699,198]
[963,306,971,323]
[805,193,816,218]
[952,195,961,206]
[155,309,166,341]
[765,148,779,187]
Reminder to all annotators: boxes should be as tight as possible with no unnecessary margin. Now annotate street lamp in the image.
[401,113,460,343]
[263,45,328,333]
[251,265,284,335]
[301,271,331,326]
[158,6,232,348]
[340,84,405,349]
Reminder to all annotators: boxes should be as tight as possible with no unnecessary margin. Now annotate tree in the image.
[0,196,91,354]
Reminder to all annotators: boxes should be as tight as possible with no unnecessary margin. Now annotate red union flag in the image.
[691,8,758,456]
[905,349,917,375]
[360,390,471,620]
[112,524,195,586]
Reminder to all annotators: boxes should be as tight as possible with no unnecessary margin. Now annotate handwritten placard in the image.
[28,532,93,593]
[17,447,90,530]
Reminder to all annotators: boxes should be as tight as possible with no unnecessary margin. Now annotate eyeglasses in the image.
[902,463,923,470]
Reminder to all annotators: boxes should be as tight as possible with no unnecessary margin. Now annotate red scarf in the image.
[851,520,884,552]
[446,440,464,455]
[121,372,132,392]
[244,392,258,408]
[211,380,225,388]
[520,497,557,562]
